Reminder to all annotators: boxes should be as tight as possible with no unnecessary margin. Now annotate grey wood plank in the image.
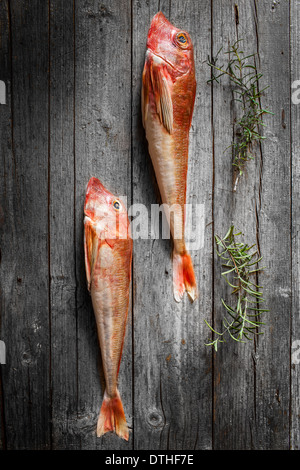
[211,0,264,450]
[74,0,133,449]
[0,0,51,449]
[0,369,5,449]
[0,0,294,450]
[212,0,291,450]
[250,0,291,450]
[0,0,10,451]
[290,0,300,451]
[49,0,80,449]
[132,0,213,450]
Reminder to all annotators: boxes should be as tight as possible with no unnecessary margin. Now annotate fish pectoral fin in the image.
[150,63,173,134]
[159,73,173,134]
[84,220,100,291]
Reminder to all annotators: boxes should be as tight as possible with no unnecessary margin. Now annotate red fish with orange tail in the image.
[142,12,197,302]
[84,177,132,440]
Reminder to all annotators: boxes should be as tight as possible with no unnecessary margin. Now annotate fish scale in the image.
[84,177,132,440]
[142,11,198,302]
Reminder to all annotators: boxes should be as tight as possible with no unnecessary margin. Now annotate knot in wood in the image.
[147,411,164,429]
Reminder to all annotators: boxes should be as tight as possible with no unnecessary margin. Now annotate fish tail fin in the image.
[97,389,129,441]
[173,251,198,303]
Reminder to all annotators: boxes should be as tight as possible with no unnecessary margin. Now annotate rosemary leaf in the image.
[205,226,268,350]
[206,40,273,189]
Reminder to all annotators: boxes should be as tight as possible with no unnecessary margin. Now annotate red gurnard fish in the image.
[142,12,197,302]
[84,177,132,440]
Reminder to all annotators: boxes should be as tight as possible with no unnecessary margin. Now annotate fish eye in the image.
[176,32,188,47]
[113,200,121,211]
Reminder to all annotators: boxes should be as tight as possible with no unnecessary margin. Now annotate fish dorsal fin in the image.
[84,220,100,291]
[150,63,173,134]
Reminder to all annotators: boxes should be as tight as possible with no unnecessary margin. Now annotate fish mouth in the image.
[146,48,176,71]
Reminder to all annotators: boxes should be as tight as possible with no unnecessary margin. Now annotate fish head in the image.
[84,177,130,240]
[146,11,194,76]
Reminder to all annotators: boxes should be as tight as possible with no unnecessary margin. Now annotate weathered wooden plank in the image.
[211,0,266,450]
[0,0,51,449]
[74,0,133,449]
[0,0,10,451]
[132,0,213,450]
[212,0,291,450]
[250,0,291,450]
[290,0,300,451]
[0,0,295,450]
[0,368,5,450]
[49,0,80,449]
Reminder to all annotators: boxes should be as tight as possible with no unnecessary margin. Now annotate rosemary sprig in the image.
[207,39,273,189]
[205,226,268,351]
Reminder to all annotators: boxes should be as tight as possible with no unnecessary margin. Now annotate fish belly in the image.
[91,244,128,398]
[145,113,186,253]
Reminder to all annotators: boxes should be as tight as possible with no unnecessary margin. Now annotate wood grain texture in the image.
[211,0,260,450]
[251,0,291,450]
[0,0,10,451]
[74,0,133,450]
[0,0,51,449]
[49,0,79,449]
[0,0,298,450]
[290,0,300,451]
[132,0,213,450]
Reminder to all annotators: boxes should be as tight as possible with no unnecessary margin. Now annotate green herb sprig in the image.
[207,40,273,190]
[205,226,268,351]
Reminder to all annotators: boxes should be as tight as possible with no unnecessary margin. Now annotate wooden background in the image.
[0,0,298,450]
